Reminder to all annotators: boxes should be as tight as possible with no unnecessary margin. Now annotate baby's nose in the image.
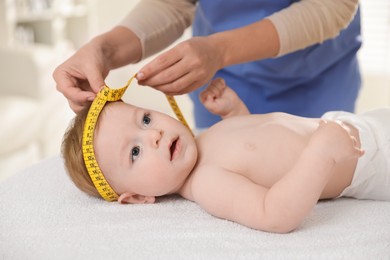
[147,129,163,147]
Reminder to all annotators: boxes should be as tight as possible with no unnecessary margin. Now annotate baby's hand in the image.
[310,120,364,164]
[199,78,249,118]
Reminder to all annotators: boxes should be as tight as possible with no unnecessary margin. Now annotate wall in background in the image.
[356,0,390,112]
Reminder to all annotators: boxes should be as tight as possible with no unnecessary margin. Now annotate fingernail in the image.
[87,96,95,101]
[137,72,145,80]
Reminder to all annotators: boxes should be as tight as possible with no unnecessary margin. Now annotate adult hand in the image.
[137,36,224,95]
[53,41,109,113]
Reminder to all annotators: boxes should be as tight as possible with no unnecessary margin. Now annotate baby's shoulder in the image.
[189,164,241,201]
[189,164,222,188]
[187,163,266,221]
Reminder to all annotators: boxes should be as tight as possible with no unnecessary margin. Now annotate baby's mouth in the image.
[170,138,179,161]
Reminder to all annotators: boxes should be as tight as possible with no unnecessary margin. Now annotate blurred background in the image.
[0,0,389,181]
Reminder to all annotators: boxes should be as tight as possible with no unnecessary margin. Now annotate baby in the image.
[62,78,390,233]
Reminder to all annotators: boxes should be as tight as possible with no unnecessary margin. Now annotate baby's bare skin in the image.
[95,78,363,233]
[177,113,360,232]
[195,113,358,198]
[177,78,362,233]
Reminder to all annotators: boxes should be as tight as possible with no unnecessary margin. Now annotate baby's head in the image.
[62,101,198,203]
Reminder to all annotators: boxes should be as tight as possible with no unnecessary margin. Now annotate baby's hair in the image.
[62,106,100,198]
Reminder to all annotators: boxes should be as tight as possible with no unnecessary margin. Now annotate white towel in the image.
[1,156,389,259]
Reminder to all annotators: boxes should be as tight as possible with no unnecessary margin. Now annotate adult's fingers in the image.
[137,48,182,83]
[86,70,105,93]
[68,99,92,114]
[138,58,188,88]
[57,77,95,102]
[54,76,95,114]
[150,72,203,95]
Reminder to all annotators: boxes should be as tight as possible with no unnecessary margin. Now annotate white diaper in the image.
[322,108,390,201]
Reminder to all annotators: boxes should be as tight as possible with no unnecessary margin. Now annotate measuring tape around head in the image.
[82,74,194,201]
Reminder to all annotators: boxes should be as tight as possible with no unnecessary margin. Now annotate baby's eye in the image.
[131,146,140,162]
[143,113,151,126]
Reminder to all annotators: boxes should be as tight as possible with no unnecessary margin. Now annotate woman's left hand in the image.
[137,36,223,95]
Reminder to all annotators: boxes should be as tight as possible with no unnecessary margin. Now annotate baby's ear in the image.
[118,192,156,204]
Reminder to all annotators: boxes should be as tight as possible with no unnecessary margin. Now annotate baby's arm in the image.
[305,120,364,165]
[261,120,364,231]
[199,78,249,119]
[194,120,364,233]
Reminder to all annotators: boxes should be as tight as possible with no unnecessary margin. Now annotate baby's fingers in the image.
[200,78,224,102]
[201,95,220,115]
[208,78,225,96]
[318,119,327,127]
[199,87,213,104]
[351,136,365,157]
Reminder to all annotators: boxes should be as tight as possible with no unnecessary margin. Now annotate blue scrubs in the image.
[189,0,362,128]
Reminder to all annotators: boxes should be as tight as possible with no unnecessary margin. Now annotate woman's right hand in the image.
[53,40,109,113]
[53,26,142,113]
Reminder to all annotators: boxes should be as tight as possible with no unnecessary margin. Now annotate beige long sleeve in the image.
[120,0,358,59]
[119,0,196,59]
[268,0,359,56]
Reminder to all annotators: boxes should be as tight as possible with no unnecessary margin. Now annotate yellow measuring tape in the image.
[82,74,193,201]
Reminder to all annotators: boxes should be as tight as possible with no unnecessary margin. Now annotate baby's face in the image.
[94,101,198,197]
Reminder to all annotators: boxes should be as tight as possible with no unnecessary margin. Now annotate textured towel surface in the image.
[1,156,390,259]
